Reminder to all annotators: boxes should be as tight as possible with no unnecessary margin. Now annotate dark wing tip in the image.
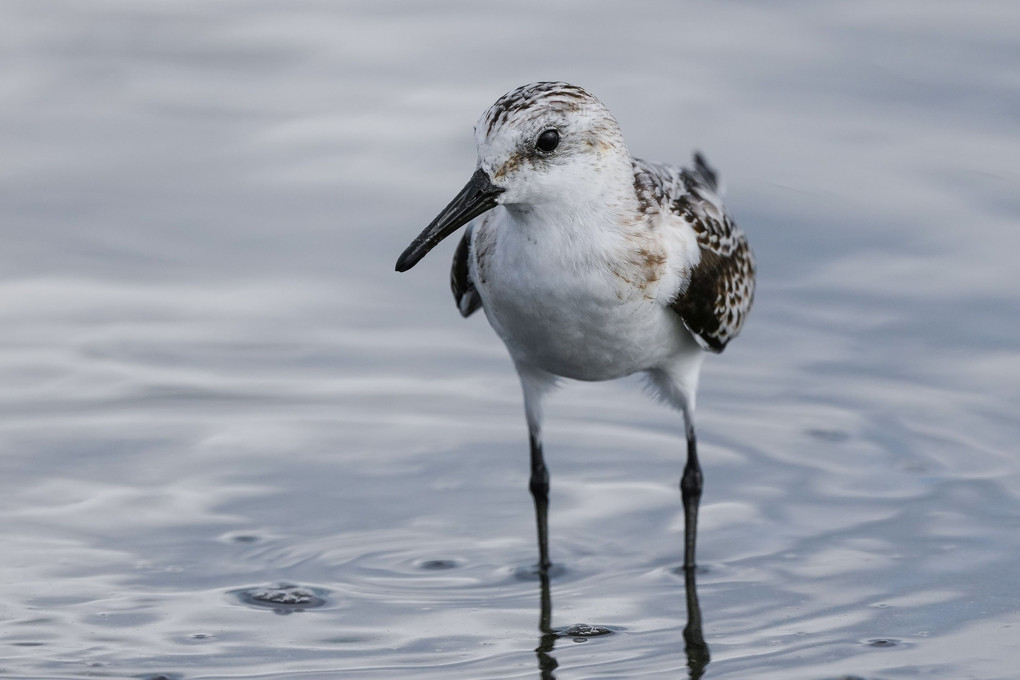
[691,152,720,193]
[450,225,482,317]
[698,332,728,353]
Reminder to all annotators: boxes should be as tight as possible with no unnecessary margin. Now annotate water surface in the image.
[1,2,1019,678]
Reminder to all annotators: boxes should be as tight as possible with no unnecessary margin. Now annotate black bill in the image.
[395,168,504,272]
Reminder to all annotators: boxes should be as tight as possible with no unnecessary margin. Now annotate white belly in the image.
[473,222,696,381]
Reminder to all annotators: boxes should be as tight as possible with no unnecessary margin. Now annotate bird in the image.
[395,82,754,573]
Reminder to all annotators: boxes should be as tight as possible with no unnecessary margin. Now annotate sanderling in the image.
[396,82,755,572]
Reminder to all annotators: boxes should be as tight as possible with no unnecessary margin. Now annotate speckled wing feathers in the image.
[633,155,755,353]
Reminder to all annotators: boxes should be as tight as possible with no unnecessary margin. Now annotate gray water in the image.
[1,2,1019,678]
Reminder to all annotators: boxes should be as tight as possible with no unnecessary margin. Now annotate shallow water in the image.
[1,1,1019,678]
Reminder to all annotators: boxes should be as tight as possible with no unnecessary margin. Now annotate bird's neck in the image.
[501,191,647,274]
[508,154,641,228]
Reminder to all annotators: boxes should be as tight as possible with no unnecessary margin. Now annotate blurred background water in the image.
[0,1,1018,678]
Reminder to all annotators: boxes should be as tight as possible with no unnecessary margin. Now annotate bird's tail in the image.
[692,152,723,196]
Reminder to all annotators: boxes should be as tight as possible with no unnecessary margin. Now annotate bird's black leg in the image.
[517,364,555,573]
[529,430,552,573]
[680,421,702,570]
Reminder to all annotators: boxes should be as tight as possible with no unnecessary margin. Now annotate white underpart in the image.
[474,205,700,381]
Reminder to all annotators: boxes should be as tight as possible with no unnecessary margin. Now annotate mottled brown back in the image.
[633,154,756,352]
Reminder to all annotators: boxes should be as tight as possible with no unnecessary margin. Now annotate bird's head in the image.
[395,82,630,272]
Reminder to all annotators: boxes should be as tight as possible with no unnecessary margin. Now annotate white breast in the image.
[471,207,699,381]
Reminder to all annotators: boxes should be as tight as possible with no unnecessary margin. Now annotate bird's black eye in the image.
[536,129,560,153]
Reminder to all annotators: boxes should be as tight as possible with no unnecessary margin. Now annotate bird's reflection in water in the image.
[535,567,558,680]
[532,564,710,680]
[681,565,710,679]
